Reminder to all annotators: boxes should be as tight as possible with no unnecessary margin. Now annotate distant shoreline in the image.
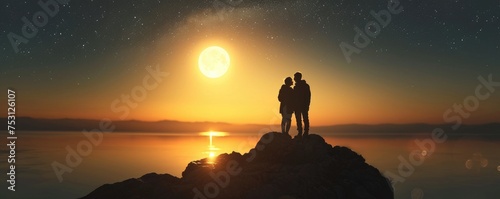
[2,117,499,135]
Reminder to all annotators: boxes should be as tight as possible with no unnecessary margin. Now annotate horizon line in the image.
[6,116,500,127]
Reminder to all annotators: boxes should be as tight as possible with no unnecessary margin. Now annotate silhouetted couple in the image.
[278,72,311,138]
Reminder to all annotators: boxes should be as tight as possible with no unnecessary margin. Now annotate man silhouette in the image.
[293,72,311,138]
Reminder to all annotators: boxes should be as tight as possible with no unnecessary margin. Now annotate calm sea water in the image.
[1,131,499,199]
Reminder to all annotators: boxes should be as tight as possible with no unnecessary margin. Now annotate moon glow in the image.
[198,46,230,78]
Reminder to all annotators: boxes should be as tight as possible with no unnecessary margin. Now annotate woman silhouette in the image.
[278,77,294,136]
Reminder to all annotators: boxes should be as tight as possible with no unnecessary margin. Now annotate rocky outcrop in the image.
[81,132,393,199]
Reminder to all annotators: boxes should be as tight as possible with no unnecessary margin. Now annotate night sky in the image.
[1,0,499,125]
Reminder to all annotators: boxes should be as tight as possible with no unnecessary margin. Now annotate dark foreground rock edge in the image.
[80,132,394,199]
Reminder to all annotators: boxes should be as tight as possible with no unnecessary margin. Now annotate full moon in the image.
[198,46,230,78]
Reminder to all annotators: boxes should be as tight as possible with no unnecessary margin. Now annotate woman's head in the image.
[284,77,293,86]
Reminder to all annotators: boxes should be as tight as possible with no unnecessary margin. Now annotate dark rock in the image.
[81,173,180,199]
[80,132,394,199]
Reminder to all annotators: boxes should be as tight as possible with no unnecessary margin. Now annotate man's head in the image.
[284,77,292,86]
[294,72,302,82]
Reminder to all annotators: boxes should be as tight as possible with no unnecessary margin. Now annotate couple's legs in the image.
[295,111,309,136]
[281,106,292,135]
[281,116,291,135]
